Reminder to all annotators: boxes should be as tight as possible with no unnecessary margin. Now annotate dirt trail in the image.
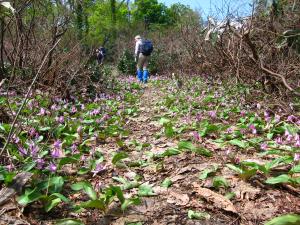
[107,82,300,225]
[107,83,239,225]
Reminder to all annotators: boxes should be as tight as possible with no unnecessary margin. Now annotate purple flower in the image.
[235,157,240,164]
[90,109,100,116]
[240,111,246,117]
[294,153,300,161]
[256,103,261,109]
[284,130,290,137]
[91,163,106,177]
[275,137,283,145]
[295,140,300,148]
[53,140,62,149]
[260,143,268,150]
[28,128,37,137]
[208,110,217,119]
[249,124,257,134]
[193,131,200,141]
[101,114,110,121]
[264,111,270,118]
[80,155,86,161]
[13,135,20,144]
[71,144,78,154]
[196,113,203,121]
[294,134,300,142]
[56,116,64,124]
[71,106,77,113]
[29,142,39,157]
[18,146,27,156]
[265,116,271,122]
[287,115,296,122]
[226,127,233,134]
[51,104,59,111]
[286,135,293,142]
[274,114,280,123]
[49,162,57,172]
[36,158,45,169]
[28,100,34,110]
[6,164,15,171]
[51,147,62,158]
[37,108,46,116]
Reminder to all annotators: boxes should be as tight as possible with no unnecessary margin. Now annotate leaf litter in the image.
[1,77,300,225]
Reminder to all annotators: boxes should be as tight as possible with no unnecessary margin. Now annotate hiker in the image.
[134,35,153,83]
[96,47,106,65]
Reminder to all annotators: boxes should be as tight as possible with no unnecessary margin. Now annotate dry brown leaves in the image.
[192,182,237,214]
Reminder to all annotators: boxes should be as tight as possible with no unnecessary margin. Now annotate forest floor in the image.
[1,76,300,225]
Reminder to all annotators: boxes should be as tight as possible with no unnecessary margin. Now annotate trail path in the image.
[96,80,299,225]
[14,78,299,225]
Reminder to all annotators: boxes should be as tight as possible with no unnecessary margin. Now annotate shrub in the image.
[117,49,136,75]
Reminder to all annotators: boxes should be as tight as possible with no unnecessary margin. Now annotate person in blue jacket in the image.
[96,47,106,65]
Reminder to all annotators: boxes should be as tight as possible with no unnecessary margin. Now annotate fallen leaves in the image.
[192,182,237,214]
[167,191,190,206]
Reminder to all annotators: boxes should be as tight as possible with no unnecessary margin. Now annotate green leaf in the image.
[22,162,36,172]
[199,165,218,180]
[200,124,219,137]
[50,193,70,203]
[104,186,125,204]
[17,188,44,206]
[84,186,97,200]
[77,167,90,175]
[59,156,79,167]
[290,165,300,174]
[229,139,248,149]
[48,176,64,193]
[39,126,51,131]
[212,176,229,189]
[265,174,291,184]
[164,124,175,138]
[160,148,181,157]
[192,147,212,157]
[44,198,61,212]
[126,223,143,225]
[80,199,106,210]
[138,184,156,196]
[55,219,84,225]
[161,178,172,188]
[226,164,244,174]
[267,133,274,139]
[71,181,97,200]
[265,214,300,225]
[112,176,127,184]
[112,177,139,190]
[159,117,170,125]
[112,152,128,165]
[225,192,236,200]
[121,197,141,211]
[178,141,194,150]
[188,210,210,220]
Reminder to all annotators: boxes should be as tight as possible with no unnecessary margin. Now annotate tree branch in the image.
[0,39,61,157]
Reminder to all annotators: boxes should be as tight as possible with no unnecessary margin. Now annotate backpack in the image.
[140,40,153,56]
[99,47,106,56]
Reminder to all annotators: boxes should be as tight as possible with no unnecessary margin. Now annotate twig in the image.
[259,58,300,96]
[0,39,61,157]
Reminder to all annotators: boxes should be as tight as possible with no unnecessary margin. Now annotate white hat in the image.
[135,35,141,40]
